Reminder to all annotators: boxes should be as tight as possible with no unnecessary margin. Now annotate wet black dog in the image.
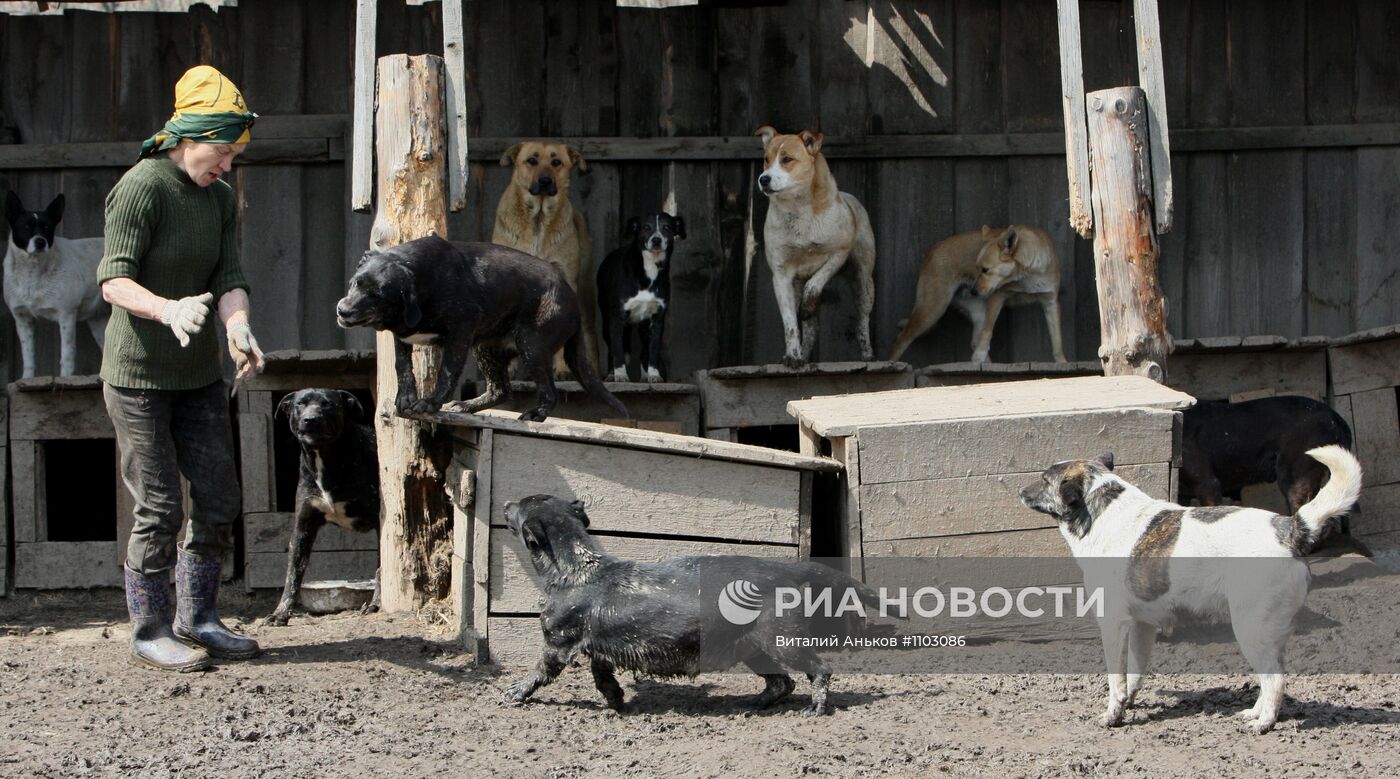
[267,389,380,626]
[596,213,684,382]
[335,235,627,422]
[502,494,882,715]
[1180,395,1358,547]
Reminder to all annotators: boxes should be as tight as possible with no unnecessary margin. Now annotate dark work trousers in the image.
[103,380,241,575]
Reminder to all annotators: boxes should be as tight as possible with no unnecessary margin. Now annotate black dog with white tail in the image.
[502,494,883,715]
[597,213,684,382]
[335,235,627,422]
[267,388,380,626]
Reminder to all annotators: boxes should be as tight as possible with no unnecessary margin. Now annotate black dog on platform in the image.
[502,494,884,715]
[1180,395,1360,549]
[335,235,627,422]
[268,388,381,626]
[597,213,684,382]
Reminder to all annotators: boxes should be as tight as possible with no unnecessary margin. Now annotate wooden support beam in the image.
[1133,0,1174,233]
[1086,87,1171,381]
[350,0,378,213]
[1055,0,1093,239]
[442,0,469,212]
[372,54,455,613]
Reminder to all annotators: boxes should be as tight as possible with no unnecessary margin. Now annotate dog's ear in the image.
[754,125,777,146]
[499,143,524,167]
[673,215,686,240]
[1058,477,1084,513]
[338,390,366,421]
[981,224,995,240]
[5,191,23,223]
[566,146,588,174]
[44,194,65,224]
[626,217,640,236]
[276,392,297,420]
[1001,227,1018,254]
[569,499,590,528]
[799,130,824,154]
[391,262,422,329]
[1093,452,1115,471]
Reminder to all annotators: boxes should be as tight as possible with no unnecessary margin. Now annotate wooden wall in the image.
[1,0,1398,383]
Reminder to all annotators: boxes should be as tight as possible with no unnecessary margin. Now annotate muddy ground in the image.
[3,555,1399,778]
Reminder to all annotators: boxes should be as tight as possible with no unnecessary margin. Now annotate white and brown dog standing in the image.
[4,191,109,378]
[493,141,599,375]
[1020,446,1362,734]
[755,126,876,366]
[888,224,1067,363]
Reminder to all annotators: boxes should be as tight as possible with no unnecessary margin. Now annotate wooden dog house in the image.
[787,376,1193,577]
[424,408,841,666]
[486,380,703,436]
[1328,326,1400,551]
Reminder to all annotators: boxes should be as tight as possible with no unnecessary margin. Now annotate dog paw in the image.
[518,409,549,423]
[358,601,380,616]
[782,354,807,369]
[504,682,534,705]
[801,703,829,717]
[265,612,290,627]
[1235,707,1262,722]
[970,351,990,364]
[607,368,629,383]
[1250,718,1277,735]
[438,400,469,414]
[1099,707,1126,728]
[643,367,662,383]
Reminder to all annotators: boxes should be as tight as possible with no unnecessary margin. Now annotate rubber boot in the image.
[173,548,260,660]
[124,566,212,672]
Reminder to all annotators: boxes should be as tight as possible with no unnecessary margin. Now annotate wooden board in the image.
[915,361,1102,388]
[866,528,1068,559]
[246,549,380,590]
[859,463,1172,542]
[789,376,1194,438]
[855,408,1178,485]
[483,615,545,667]
[1165,349,1329,401]
[1354,483,1400,537]
[7,385,114,441]
[15,542,122,589]
[243,511,379,554]
[486,433,803,545]
[488,526,794,614]
[694,363,915,430]
[489,381,703,437]
[1329,336,1400,397]
[1350,388,1400,488]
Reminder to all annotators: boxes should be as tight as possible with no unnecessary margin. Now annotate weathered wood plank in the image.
[483,616,543,667]
[1354,483,1400,536]
[244,511,379,554]
[238,410,274,514]
[695,364,915,430]
[10,441,38,544]
[916,361,1101,388]
[471,429,493,653]
[1304,149,1357,336]
[488,381,702,436]
[865,528,1068,559]
[1133,0,1172,233]
[442,0,469,211]
[1054,0,1091,237]
[488,526,795,614]
[7,387,114,440]
[1329,336,1400,397]
[1354,147,1400,331]
[247,549,380,590]
[16,542,122,588]
[788,375,1193,438]
[350,0,378,211]
[856,408,1178,485]
[1181,153,1231,338]
[860,463,1172,541]
[487,433,804,545]
[1165,349,1329,401]
[831,436,863,576]
[1350,388,1400,488]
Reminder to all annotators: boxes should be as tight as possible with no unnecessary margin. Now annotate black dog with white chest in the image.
[503,494,884,715]
[335,235,627,422]
[597,213,684,382]
[267,389,380,626]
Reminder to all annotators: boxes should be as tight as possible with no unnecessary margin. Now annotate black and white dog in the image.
[596,213,684,382]
[1019,446,1362,734]
[503,494,883,715]
[335,235,627,422]
[267,388,380,626]
[4,192,109,377]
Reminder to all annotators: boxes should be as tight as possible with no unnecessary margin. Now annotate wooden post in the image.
[350,0,378,213]
[372,54,454,612]
[1055,0,1093,239]
[1086,87,1171,381]
[442,0,469,212]
[1133,0,1173,233]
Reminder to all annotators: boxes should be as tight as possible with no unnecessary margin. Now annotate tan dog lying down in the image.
[493,140,599,375]
[888,225,1067,364]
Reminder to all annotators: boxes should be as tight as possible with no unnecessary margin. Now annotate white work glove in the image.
[158,292,213,347]
[227,321,266,382]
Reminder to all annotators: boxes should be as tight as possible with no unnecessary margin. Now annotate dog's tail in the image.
[1291,445,1363,549]
[564,330,630,419]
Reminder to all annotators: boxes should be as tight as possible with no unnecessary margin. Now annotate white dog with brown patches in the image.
[755,126,876,367]
[1020,446,1361,734]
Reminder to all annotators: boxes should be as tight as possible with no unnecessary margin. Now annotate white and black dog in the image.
[596,213,684,382]
[4,192,109,377]
[1019,446,1362,734]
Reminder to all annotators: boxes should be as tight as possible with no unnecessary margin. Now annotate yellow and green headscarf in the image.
[139,65,257,159]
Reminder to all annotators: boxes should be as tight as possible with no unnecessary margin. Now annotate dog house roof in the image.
[787,375,1195,438]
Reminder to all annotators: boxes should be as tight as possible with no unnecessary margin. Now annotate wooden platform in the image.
[916,360,1102,388]
[1328,326,1400,552]
[694,361,914,442]
[1167,335,1331,401]
[482,380,701,436]
[412,408,839,667]
[788,376,1193,576]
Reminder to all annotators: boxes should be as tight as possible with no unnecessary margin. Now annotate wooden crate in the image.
[694,361,914,443]
[1328,326,1400,550]
[483,380,702,435]
[422,408,842,667]
[787,376,1193,577]
[235,349,379,590]
[917,361,1103,388]
[1167,335,1331,401]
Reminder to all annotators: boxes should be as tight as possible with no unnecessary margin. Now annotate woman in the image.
[100,65,266,671]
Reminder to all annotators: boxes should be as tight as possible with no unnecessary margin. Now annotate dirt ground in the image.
[3,557,1399,778]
